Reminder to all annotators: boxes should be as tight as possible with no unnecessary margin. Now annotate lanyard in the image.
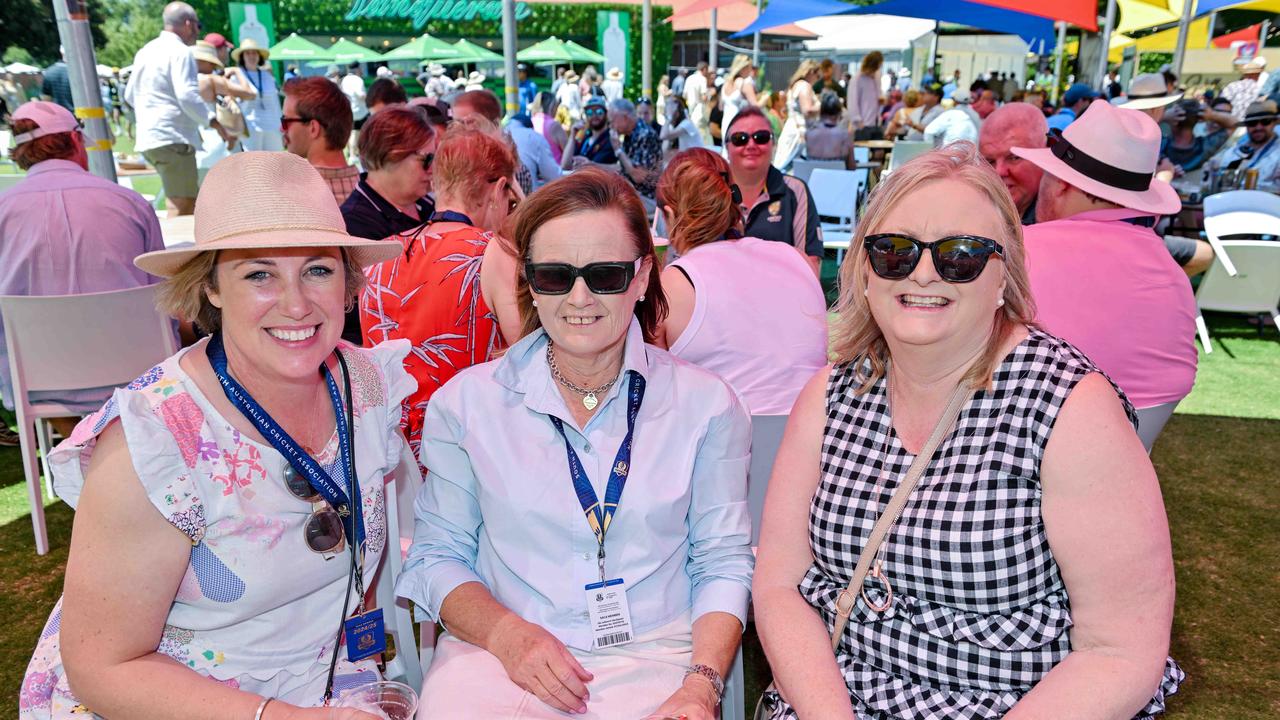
[1247,136,1277,169]
[205,333,363,549]
[548,371,646,583]
[429,210,474,225]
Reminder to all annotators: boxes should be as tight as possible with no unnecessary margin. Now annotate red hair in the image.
[656,148,742,254]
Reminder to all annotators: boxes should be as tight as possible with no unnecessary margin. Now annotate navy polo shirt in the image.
[741,166,823,258]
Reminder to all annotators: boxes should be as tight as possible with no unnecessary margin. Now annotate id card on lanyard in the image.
[548,371,646,649]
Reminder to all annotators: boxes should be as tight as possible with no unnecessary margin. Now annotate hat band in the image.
[1048,129,1152,192]
[1125,90,1170,99]
[205,222,350,245]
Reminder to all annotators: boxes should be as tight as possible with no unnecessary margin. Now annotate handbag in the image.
[752,381,974,719]
[215,95,250,139]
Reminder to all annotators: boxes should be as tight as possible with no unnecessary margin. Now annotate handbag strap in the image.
[829,380,975,650]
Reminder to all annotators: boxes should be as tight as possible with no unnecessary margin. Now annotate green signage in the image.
[228,2,277,48]
[346,0,533,30]
[596,10,629,84]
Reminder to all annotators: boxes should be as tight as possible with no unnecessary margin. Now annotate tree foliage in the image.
[96,0,165,68]
[0,0,106,67]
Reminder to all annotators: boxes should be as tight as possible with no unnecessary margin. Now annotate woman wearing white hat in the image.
[465,70,487,93]
[231,37,284,152]
[20,152,410,720]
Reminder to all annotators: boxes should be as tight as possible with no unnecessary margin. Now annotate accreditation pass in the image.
[584,578,634,649]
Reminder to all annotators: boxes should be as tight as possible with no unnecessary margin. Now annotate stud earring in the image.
[532,299,538,307]
[863,288,869,297]
[639,295,645,302]
[997,297,1006,308]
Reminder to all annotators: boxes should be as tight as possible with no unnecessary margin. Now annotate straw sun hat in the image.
[135,152,401,278]
[191,41,223,69]
[231,37,270,63]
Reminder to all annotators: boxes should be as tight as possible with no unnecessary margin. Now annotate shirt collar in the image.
[356,173,431,221]
[25,158,85,177]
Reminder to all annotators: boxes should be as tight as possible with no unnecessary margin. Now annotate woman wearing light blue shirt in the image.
[397,168,754,719]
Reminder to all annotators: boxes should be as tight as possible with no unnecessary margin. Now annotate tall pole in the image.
[752,0,761,66]
[709,8,719,73]
[928,22,939,80]
[1170,0,1195,80]
[1051,21,1067,104]
[51,0,115,181]
[1095,0,1117,89]
[642,0,652,98]
[501,0,518,118]
[1206,11,1217,48]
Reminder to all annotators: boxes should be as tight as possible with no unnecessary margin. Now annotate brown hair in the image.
[511,169,668,343]
[366,77,408,108]
[11,119,78,170]
[453,89,503,123]
[357,105,436,171]
[657,149,741,254]
[861,51,884,75]
[433,125,516,204]
[724,104,770,135]
[282,77,353,152]
[158,250,364,334]
[829,142,1037,392]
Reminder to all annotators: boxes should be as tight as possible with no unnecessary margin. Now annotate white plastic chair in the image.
[0,285,178,554]
[378,437,426,690]
[853,146,870,164]
[1134,401,1179,454]
[790,158,844,185]
[809,168,867,265]
[885,140,933,174]
[1202,190,1280,277]
[1192,240,1280,353]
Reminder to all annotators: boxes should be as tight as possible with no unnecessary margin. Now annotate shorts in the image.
[142,142,198,199]
[1163,234,1199,266]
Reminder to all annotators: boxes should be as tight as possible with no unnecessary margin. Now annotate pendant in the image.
[582,393,599,411]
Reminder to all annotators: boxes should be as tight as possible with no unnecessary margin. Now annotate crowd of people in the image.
[2,2,1225,718]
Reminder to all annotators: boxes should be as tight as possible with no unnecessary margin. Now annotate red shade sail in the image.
[968,0,1099,31]
[1213,22,1261,48]
[670,0,742,21]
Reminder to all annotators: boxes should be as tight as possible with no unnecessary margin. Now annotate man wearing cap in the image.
[1223,59,1266,122]
[203,32,233,66]
[126,1,229,217]
[1208,99,1280,192]
[1047,83,1098,132]
[562,95,618,170]
[517,63,538,115]
[903,82,945,141]
[979,102,1048,225]
[1016,100,1198,414]
[0,101,164,432]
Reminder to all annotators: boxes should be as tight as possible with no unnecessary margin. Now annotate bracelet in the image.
[253,697,274,720]
[683,663,724,699]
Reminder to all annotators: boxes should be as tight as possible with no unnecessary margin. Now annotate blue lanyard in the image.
[429,210,474,225]
[1248,137,1278,169]
[548,371,645,581]
[205,333,363,548]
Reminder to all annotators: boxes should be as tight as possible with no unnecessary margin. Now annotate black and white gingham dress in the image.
[764,329,1184,719]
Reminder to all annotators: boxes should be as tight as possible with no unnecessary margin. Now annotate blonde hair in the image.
[829,142,1037,392]
[790,60,819,89]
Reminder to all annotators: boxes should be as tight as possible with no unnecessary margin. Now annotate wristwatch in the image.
[684,663,724,699]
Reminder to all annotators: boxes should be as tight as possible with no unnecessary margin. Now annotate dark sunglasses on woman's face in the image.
[729,129,773,147]
[412,151,435,171]
[524,258,642,295]
[863,233,1004,284]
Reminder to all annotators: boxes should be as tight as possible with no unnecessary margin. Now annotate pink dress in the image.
[534,113,564,163]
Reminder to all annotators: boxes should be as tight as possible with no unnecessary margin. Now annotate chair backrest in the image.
[1194,240,1280,314]
[1203,190,1280,236]
[0,285,178,395]
[747,415,789,546]
[808,168,865,223]
[853,146,870,164]
[887,140,933,173]
[790,158,844,185]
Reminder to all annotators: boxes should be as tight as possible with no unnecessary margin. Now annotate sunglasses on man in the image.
[1245,117,1276,128]
[584,107,607,118]
[728,130,773,147]
[280,116,314,131]
[524,258,642,295]
[863,233,1004,284]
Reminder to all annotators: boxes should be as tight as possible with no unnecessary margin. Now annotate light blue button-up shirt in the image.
[396,320,755,651]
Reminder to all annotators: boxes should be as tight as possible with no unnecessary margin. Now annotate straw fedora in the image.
[1116,72,1181,110]
[231,37,270,64]
[606,66,623,81]
[191,41,224,69]
[135,152,401,278]
[564,69,580,83]
[1011,98,1179,216]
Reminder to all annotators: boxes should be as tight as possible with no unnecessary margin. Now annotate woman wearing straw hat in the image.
[191,40,255,181]
[557,69,583,123]
[720,54,758,139]
[774,60,819,171]
[19,152,411,720]
[231,37,284,152]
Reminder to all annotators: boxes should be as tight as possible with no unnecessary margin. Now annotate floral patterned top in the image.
[360,221,505,466]
[20,339,415,718]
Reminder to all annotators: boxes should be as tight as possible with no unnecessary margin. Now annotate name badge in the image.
[344,608,387,662]
[584,578,634,649]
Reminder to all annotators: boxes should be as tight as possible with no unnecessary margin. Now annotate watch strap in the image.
[684,663,724,698]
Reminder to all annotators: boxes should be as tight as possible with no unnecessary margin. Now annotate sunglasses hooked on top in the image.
[863,233,1004,284]
[525,258,642,295]
[281,467,347,554]
[728,129,774,147]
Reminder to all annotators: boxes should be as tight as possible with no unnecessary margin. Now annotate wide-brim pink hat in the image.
[135,152,402,277]
[1012,98,1181,216]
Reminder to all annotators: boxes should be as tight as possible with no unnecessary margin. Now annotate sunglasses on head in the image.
[863,233,1004,283]
[728,129,773,147]
[525,258,642,295]
[281,467,347,554]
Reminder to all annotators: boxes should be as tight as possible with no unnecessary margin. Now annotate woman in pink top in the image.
[655,149,828,414]
[531,91,567,164]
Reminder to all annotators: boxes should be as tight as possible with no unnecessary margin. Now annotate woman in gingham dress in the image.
[753,143,1183,719]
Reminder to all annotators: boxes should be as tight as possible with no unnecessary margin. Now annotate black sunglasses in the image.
[1245,117,1275,127]
[525,259,641,295]
[281,467,347,554]
[412,151,435,171]
[280,115,312,131]
[863,233,1004,283]
[729,129,773,147]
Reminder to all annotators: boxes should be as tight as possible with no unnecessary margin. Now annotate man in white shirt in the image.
[924,92,981,147]
[125,1,226,216]
[341,62,368,158]
[683,61,710,145]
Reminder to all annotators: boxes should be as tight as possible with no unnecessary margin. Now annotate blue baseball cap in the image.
[1062,83,1099,107]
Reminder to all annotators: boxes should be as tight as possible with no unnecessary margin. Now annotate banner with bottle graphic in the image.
[596,10,629,84]
[228,3,277,50]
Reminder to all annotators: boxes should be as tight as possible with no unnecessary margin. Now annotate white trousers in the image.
[418,612,693,719]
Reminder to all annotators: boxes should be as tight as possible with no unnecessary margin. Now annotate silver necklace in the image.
[546,342,619,411]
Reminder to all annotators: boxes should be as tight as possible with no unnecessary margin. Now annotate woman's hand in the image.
[648,675,719,720]
[488,616,594,714]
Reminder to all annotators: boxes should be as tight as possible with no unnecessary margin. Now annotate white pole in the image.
[643,0,652,98]
[1206,11,1217,49]
[752,0,761,66]
[928,22,939,79]
[1095,0,1117,89]
[1170,0,1195,79]
[709,8,719,73]
[502,0,518,118]
[51,0,115,181]
[1052,21,1067,104]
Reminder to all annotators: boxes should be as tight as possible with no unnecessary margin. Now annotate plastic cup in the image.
[333,680,419,720]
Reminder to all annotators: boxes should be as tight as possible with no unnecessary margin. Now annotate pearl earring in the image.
[997,297,1005,308]
[863,288,869,297]
[639,295,645,302]
[532,299,538,307]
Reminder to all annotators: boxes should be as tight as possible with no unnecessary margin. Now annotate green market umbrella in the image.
[382,34,465,63]
[563,40,605,65]
[269,33,331,62]
[516,36,576,66]
[444,38,503,64]
[308,37,384,67]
